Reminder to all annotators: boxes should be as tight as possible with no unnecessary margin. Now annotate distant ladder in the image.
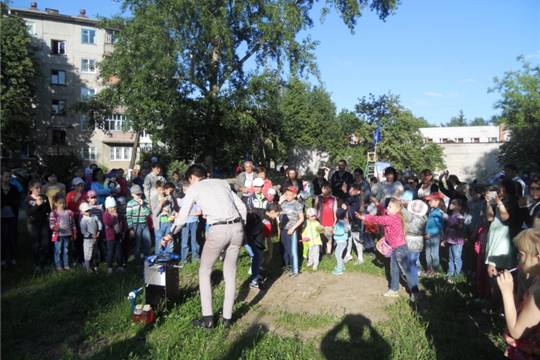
[365,151,377,178]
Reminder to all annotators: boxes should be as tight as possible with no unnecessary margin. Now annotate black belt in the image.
[209,218,241,227]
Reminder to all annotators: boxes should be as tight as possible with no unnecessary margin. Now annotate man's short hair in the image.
[185,164,208,180]
[338,159,347,165]
[504,164,518,172]
[152,162,162,169]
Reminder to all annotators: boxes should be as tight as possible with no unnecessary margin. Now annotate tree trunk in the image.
[129,130,141,171]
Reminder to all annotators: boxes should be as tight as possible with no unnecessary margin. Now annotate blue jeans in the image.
[448,243,463,276]
[133,224,151,261]
[54,236,70,268]
[280,230,298,274]
[181,221,199,261]
[156,222,173,254]
[334,241,347,273]
[407,251,421,290]
[425,235,441,271]
[390,245,418,292]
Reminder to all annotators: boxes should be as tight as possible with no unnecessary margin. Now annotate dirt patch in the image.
[235,271,397,339]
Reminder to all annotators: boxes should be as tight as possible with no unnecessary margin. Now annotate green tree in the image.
[89,0,400,167]
[469,117,489,126]
[0,13,38,151]
[355,93,445,171]
[490,57,540,171]
[446,110,468,127]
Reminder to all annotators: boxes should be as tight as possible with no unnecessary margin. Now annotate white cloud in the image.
[524,50,540,60]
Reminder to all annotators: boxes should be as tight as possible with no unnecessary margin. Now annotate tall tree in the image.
[490,57,540,171]
[0,13,38,152]
[355,93,445,171]
[446,110,468,127]
[469,117,488,126]
[90,0,400,167]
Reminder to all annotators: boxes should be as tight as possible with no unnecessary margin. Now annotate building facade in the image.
[9,3,152,170]
[419,125,509,181]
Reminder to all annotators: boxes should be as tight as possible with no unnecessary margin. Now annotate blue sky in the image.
[13,0,540,124]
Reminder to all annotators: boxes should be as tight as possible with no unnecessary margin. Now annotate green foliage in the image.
[490,57,540,172]
[167,160,190,178]
[355,93,445,171]
[446,110,467,127]
[85,1,400,168]
[469,117,489,126]
[0,14,38,149]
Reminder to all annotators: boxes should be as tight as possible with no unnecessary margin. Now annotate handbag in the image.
[376,237,392,257]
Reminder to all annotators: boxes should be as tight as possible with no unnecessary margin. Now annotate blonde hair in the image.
[514,228,540,258]
[389,197,407,235]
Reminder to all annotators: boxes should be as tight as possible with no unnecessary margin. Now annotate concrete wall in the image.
[439,143,501,182]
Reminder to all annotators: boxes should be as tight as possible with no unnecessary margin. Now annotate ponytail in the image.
[389,197,407,235]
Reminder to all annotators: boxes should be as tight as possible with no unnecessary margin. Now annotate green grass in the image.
[2,231,506,359]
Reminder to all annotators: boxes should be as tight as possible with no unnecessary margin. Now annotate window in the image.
[442,138,449,143]
[21,143,36,159]
[105,114,126,131]
[51,70,66,85]
[489,137,498,143]
[51,99,66,115]
[425,138,433,143]
[80,146,97,160]
[472,138,480,143]
[105,30,118,44]
[26,21,37,36]
[80,115,91,131]
[110,146,132,161]
[81,28,96,44]
[456,138,464,143]
[51,40,66,55]
[81,59,96,73]
[51,130,66,145]
[80,87,95,100]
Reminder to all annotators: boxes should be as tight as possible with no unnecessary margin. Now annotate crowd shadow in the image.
[217,323,269,360]
[416,276,505,360]
[320,314,391,360]
[87,323,153,360]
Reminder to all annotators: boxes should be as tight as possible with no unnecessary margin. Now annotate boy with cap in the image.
[279,186,304,277]
[79,202,102,272]
[404,199,428,299]
[332,209,349,275]
[244,177,279,288]
[126,185,152,261]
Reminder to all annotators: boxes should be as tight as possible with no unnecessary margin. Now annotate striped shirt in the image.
[126,199,151,228]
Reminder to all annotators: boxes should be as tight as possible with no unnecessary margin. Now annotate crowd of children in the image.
[2,158,540,358]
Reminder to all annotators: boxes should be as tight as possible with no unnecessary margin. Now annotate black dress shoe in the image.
[222,318,232,329]
[192,316,214,329]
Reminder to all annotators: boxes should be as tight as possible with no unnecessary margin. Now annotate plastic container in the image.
[142,304,155,324]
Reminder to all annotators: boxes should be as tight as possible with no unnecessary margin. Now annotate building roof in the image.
[10,6,100,27]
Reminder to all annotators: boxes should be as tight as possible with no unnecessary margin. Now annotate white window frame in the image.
[105,29,118,44]
[80,145,97,161]
[51,40,66,55]
[51,69,66,85]
[81,28,96,44]
[26,21,37,36]
[80,87,96,100]
[105,114,126,131]
[110,146,132,161]
[81,58,97,73]
[51,99,66,115]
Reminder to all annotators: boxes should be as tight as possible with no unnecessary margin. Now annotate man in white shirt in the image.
[173,164,247,329]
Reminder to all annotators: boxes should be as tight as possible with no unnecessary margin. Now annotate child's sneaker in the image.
[56,266,63,272]
[63,266,71,271]
[312,265,318,271]
[332,270,344,276]
[107,268,113,274]
[249,281,259,289]
[344,254,353,263]
[383,290,399,298]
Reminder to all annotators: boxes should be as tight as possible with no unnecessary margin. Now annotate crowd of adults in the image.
[1,158,539,357]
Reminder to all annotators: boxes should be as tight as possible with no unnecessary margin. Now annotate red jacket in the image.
[66,190,87,217]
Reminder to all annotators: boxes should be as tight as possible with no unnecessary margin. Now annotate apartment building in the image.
[8,3,152,170]
[418,125,510,144]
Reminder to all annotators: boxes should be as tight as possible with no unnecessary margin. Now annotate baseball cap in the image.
[71,177,84,186]
[285,186,298,194]
[79,202,90,213]
[105,196,117,209]
[425,192,445,201]
[306,208,317,217]
[86,190,97,198]
[130,184,143,194]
